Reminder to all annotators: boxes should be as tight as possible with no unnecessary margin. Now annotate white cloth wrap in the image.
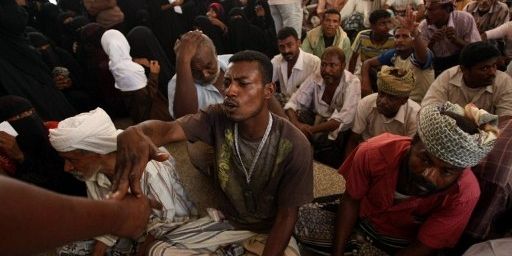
[101,29,147,92]
[49,108,122,154]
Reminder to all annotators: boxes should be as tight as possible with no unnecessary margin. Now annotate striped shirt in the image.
[463,0,510,32]
[351,29,395,63]
[86,148,197,246]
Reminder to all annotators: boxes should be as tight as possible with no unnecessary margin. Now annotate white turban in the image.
[49,108,122,154]
[101,29,147,92]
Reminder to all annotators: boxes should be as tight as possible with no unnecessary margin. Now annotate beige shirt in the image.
[352,93,420,140]
[422,66,512,117]
[271,49,321,97]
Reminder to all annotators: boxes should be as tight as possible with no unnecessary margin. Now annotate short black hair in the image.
[322,46,346,63]
[324,8,341,19]
[229,50,273,84]
[441,2,454,13]
[459,41,501,68]
[277,27,298,41]
[369,9,391,25]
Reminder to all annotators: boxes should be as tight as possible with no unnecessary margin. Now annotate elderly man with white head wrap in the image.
[344,66,421,160]
[49,108,196,255]
[294,101,499,256]
[101,29,171,123]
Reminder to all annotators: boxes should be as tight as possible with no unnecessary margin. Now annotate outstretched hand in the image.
[396,7,419,35]
[110,126,169,199]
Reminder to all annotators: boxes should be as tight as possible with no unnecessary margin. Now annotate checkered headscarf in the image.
[377,66,415,97]
[417,102,499,168]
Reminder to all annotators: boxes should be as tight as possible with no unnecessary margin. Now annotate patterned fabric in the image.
[342,12,365,32]
[463,0,510,32]
[465,119,512,240]
[377,49,434,103]
[351,30,395,63]
[148,216,300,256]
[81,150,197,247]
[377,66,415,97]
[294,196,403,255]
[417,102,499,167]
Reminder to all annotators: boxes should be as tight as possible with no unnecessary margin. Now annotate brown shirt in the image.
[422,66,512,117]
[177,105,313,231]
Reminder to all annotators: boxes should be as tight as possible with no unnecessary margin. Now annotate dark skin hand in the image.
[0,131,24,162]
[0,176,159,255]
[173,31,204,118]
[332,193,360,256]
[262,207,298,256]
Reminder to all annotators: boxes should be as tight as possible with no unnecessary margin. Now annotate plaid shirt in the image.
[465,119,512,240]
[463,0,510,32]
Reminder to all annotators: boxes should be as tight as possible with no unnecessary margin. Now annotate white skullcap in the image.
[101,29,147,92]
[49,108,122,154]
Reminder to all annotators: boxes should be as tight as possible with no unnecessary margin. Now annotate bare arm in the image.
[173,31,202,118]
[286,109,313,139]
[0,176,153,255]
[310,119,341,134]
[92,241,109,256]
[342,132,362,161]
[348,52,359,74]
[112,120,187,198]
[262,207,298,256]
[361,57,381,97]
[332,193,360,256]
[286,108,302,127]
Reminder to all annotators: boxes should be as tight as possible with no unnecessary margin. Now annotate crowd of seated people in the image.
[2,0,512,255]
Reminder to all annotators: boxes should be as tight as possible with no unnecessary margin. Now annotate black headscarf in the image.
[194,15,227,54]
[77,23,126,118]
[36,2,62,43]
[227,7,268,54]
[126,26,174,96]
[57,0,83,15]
[0,0,75,120]
[0,95,86,196]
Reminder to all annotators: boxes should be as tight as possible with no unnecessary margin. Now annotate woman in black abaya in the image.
[126,26,174,97]
[0,0,75,121]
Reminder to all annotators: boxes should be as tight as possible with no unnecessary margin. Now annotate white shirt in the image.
[284,70,361,139]
[86,149,197,246]
[271,49,321,97]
